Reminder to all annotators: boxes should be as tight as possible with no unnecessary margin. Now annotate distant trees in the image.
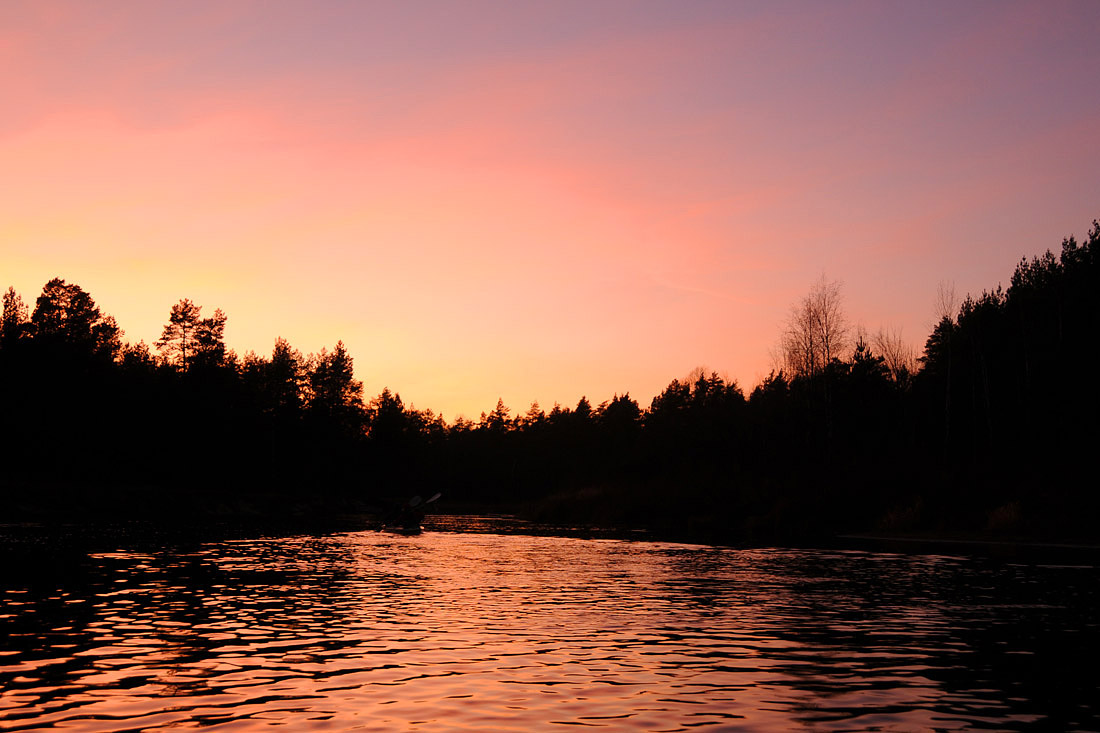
[29,278,121,360]
[0,279,356,504]
[645,371,745,474]
[307,341,364,430]
[365,386,447,467]
[267,337,305,415]
[368,388,407,436]
[521,401,546,429]
[482,398,512,432]
[899,219,1100,539]
[780,275,850,378]
[872,327,915,384]
[0,278,121,361]
[648,370,745,422]
[193,308,228,368]
[2,217,1098,540]
[240,337,307,419]
[1,287,29,347]
[119,340,155,372]
[156,299,201,367]
[155,299,228,369]
[598,393,641,431]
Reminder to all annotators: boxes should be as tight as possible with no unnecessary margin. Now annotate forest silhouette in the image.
[2,220,1098,544]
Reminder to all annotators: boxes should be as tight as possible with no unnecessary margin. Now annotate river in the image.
[1,518,1097,731]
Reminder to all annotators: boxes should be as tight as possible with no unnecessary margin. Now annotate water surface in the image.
[1,521,1097,731]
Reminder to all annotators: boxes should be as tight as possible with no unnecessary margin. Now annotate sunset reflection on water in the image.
[1,523,1097,731]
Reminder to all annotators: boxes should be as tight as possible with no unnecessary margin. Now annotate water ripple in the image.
[2,525,1098,731]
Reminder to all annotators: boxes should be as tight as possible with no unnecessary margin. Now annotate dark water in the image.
[1,520,1097,732]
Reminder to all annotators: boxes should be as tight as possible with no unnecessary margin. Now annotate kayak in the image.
[378,492,441,535]
[382,525,422,535]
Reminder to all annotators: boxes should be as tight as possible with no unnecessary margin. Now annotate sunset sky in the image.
[2,1,1098,420]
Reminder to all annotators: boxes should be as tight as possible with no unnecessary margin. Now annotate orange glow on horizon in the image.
[2,1,1099,420]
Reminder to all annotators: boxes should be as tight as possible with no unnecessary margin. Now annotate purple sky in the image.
[2,1,1098,418]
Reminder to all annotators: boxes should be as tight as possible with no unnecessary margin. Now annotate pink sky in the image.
[2,1,1098,419]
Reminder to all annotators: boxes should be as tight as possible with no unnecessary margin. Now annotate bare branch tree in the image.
[781,275,850,378]
[935,280,957,322]
[873,326,915,382]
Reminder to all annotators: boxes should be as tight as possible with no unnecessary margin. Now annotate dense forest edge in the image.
[2,220,1099,545]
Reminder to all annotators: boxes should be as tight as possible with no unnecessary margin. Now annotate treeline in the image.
[1,219,1098,541]
[0,284,379,510]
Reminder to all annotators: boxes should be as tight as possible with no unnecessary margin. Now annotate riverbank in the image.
[4,479,1098,553]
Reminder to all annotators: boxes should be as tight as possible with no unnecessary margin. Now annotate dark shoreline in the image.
[5,505,1100,564]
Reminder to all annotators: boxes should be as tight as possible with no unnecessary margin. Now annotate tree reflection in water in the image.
[1,523,1097,731]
